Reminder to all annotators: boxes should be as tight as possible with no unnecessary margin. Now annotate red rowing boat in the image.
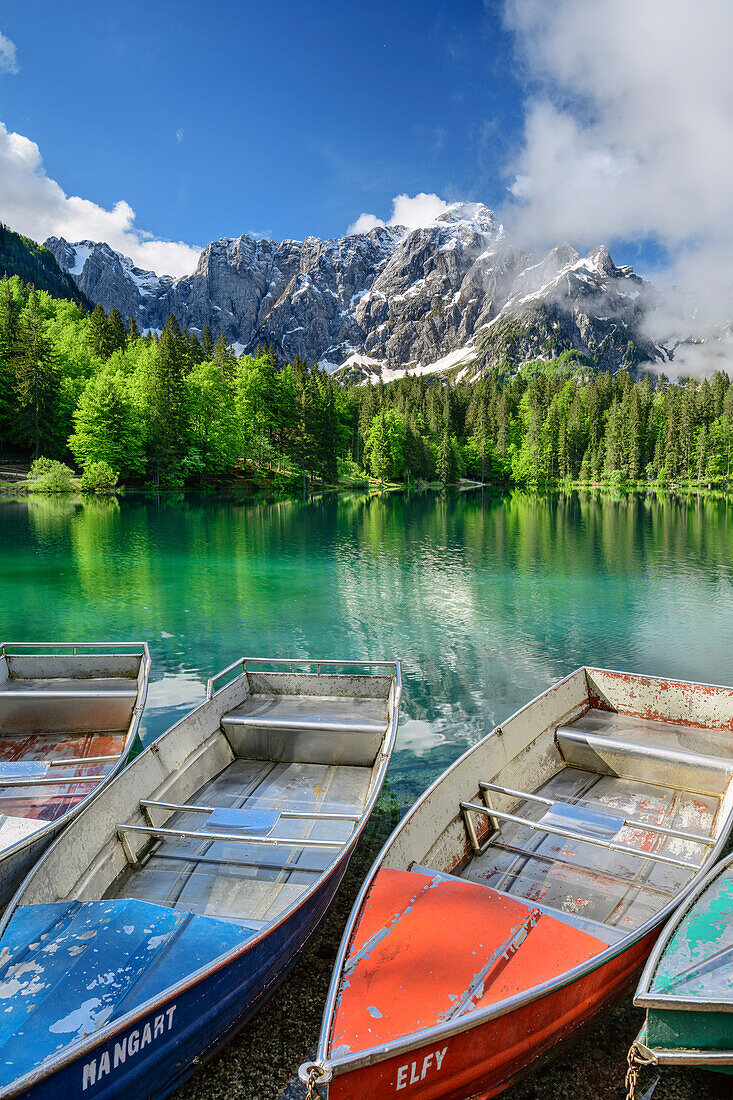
[300,667,733,1098]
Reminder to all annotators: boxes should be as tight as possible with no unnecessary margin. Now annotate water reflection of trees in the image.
[332,489,733,753]
[5,489,732,795]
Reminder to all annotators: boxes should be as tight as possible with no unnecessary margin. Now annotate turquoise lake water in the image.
[2,488,733,812]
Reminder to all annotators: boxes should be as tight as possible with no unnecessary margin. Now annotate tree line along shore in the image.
[1,274,732,495]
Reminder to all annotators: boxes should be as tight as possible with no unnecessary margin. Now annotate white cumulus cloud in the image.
[348,212,384,234]
[348,192,451,235]
[0,32,19,76]
[0,121,200,277]
[502,0,733,331]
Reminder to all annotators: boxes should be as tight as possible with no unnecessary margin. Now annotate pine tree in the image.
[201,325,213,360]
[148,315,189,487]
[0,277,19,446]
[213,333,235,389]
[15,287,59,458]
[473,403,489,482]
[696,423,707,483]
[627,388,643,479]
[437,430,454,485]
[665,403,681,480]
[106,309,128,356]
[87,303,109,359]
[680,384,696,479]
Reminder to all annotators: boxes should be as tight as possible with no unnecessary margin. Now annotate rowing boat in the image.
[631,848,733,1083]
[299,667,733,1099]
[0,642,149,907]
[0,656,401,1099]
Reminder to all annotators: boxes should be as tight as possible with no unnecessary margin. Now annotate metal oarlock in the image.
[299,1061,333,1099]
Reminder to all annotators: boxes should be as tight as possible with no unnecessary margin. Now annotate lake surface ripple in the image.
[2,489,733,811]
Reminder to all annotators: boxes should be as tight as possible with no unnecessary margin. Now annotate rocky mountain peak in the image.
[432,201,502,238]
[46,209,668,382]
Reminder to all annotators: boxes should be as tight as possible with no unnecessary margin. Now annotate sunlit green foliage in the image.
[80,461,118,493]
[28,457,75,492]
[1,272,733,492]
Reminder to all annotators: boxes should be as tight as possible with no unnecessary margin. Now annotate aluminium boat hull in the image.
[632,850,733,1077]
[0,657,402,1100]
[302,667,733,1100]
[325,931,655,1100]
[1,857,348,1100]
[0,643,150,908]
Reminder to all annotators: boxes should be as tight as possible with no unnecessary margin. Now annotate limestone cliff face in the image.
[46,203,667,380]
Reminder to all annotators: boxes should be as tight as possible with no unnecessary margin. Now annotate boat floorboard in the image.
[107,758,372,925]
[0,731,124,824]
[461,766,718,933]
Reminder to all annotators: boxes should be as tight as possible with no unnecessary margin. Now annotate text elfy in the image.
[395,1046,447,1090]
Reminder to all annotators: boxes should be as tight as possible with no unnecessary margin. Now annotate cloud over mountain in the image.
[502,0,733,332]
[0,121,200,278]
[348,193,451,234]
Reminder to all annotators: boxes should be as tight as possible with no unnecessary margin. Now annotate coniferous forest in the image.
[1,274,733,493]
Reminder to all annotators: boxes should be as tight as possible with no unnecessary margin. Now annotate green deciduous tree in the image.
[69,368,146,479]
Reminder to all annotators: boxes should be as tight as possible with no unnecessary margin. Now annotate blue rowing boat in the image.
[0,656,401,1099]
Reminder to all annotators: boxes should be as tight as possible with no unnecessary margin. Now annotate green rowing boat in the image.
[632,850,733,1081]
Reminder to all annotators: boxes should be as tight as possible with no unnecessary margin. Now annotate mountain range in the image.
[44,202,671,381]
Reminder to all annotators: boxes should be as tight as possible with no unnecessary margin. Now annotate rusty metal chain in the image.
[305,1067,323,1100]
[625,1044,656,1100]
[299,1060,332,1098]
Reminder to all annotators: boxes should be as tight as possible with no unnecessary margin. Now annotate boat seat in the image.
[221,694,387,766]
[0,898,250,1088]
[0,678,138,734]
[556,709,733,796]
[410,864,625,944]
[330,868,608,1053]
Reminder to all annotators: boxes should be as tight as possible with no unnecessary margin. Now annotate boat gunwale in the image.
[311,665,733,1080]
[633,1036,733,1065]
[0,656,402,1096]
[0,641,151,865]
[634,848,733,1012]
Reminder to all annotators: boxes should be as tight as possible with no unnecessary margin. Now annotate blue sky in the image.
[0,0,728,307]
[1,0,521,248]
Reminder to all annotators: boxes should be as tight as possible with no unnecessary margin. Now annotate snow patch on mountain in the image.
[68,243,91,276]
[47,201,673,381]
